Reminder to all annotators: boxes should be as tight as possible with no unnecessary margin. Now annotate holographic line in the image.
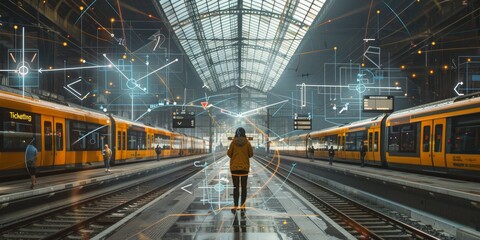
[262,163,297,206]
[136,58,179,81]
[22,27,25,98]
[384,2,411,37]
[71,124,108,146]
[74,0,100,24]
[63,86,91,100]
[103,54,130,80]
[39,65,111,73]
[297,84,401,90]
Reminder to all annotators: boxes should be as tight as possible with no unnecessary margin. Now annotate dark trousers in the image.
[231,170,248,209]
[103,156,110,169]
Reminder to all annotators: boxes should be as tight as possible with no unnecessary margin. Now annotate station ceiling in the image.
[154,0,326,92]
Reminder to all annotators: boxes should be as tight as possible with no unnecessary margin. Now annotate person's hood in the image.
[233,137,247,146]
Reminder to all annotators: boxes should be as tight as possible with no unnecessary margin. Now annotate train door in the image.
[42,116,65,167]
[53,118,65,165]
[420,121,433,166]
[367,129,380,163]
[42,116,54,167]
[432,119,446,168]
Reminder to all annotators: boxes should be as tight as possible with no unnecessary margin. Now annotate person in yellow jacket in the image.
[227,127,253,217]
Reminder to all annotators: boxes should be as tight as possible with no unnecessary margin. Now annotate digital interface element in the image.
[172,110,195,128]
[7,48,40,88]
[363,95,394,112]
[293,113,312,130]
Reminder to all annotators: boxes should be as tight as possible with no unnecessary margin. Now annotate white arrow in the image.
[181,184,192,194]
[235,84,247,89]
[38,65,111,73]
[0,69,18,72]
[454,82,464,96]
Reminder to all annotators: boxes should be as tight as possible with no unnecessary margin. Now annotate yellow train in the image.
[0,88,208,178]
[273,93,480,179]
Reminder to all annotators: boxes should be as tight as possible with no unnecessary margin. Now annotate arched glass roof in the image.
[158,0,326,92]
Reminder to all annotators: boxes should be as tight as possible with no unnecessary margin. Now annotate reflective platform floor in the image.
[102,157,354,240]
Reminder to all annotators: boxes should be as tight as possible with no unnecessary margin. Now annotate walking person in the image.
[360,141,367,167]
[155,145,162,161]
[227,127,253,217]
[25,140,38,189]
[102,144,112,172]
[328,146,335,165]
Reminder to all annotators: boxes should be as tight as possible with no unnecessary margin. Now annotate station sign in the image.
[363,95,394,112]
[172,110,195,128]
[293,113,312,130]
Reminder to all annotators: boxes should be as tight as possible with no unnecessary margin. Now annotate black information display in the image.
[172,110,195,128]
[293,113,312,130]
[363,95,394,113]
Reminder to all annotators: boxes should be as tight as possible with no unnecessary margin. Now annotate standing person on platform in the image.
[328,146,335,165]
[102,144,112,172]
[25,141,38,189]
[360,141,367,167]
[155,145,162,161]
[227,127,253,217]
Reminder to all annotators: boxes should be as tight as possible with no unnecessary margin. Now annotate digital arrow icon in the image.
[235,84,247,89]
[63,77,91,100]
[181,183,193,194]
[454,82,464,96]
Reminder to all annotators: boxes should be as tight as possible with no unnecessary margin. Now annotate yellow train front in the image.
[0,88,207,178]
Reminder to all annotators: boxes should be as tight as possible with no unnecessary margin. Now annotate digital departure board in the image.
[172,110,195,128]
[293,113,312,130]
[363,95,394,112]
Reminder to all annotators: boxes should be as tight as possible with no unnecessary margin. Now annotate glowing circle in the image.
[18,65,29,76]
[356,84,367,93]
[126,79,138,89]
[214,183,225,192]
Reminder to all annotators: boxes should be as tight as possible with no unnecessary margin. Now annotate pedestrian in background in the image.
[102,144,112,172]
[328,146,335,165]
[227,127,253,217]
[26,141,38,189]
[360,141,367,167]
[155,145,162,161]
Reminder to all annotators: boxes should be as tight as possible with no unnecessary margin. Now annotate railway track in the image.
[256,155,441,240]
[0,163,199,240]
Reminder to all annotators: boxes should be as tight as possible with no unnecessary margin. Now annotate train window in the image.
[388,123,417,153]
[368,132,373,151]
[0,108,41,152]
[423,126,431,152]
[127,130,147,150]
[56,123,63,151]
[117,131,122,150]
[449,114,480,154]
[345,131,365,151]
[67,120,107,151]
[154,134,170,149]
[44,121,53,151]
[374,132,379,152]
[325,135,338,150]
[434,124,443,152]
[123,131,127,150]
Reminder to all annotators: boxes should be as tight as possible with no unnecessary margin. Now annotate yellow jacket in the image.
[227,137,253,172]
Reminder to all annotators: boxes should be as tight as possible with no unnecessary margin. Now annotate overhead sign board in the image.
[172,110,195,128]
[294,113,312,130]
[363,95,394,112]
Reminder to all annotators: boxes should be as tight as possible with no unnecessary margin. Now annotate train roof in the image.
[308,114,385,135]
[0,87,109,121]
[387,92,480,120]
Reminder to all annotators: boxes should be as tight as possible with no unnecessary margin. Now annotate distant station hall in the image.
[0,1,480,239]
